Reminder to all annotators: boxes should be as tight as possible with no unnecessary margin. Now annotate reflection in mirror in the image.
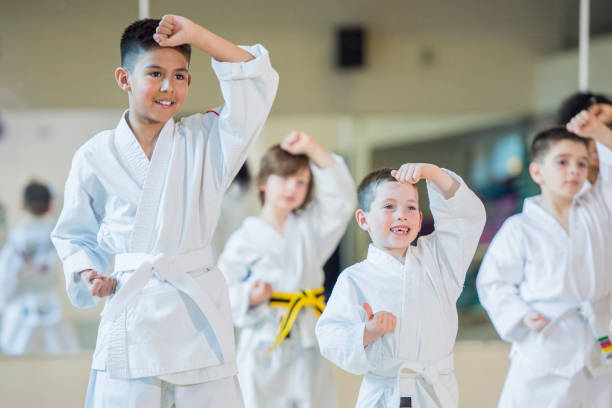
[0,181,79,355]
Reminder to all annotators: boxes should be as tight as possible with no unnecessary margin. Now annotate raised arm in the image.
[394,163,486,289]
[154,15,253,62]
[567,110,612,220]
[281,131,357,261]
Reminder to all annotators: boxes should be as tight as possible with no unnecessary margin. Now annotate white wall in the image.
[534,34,612,114]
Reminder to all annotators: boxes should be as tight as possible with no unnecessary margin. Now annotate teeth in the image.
[391,227,409,233]
[158,101,172,106]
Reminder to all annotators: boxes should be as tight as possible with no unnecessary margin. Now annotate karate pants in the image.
[85,369,244,408]
[498,357,612,408]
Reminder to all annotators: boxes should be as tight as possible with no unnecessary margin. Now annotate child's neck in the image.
[379,244,408,262]
[259,204,291,234]
[126,111,166,160]
[539,190,573,232]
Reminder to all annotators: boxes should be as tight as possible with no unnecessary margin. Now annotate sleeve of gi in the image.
[217,234,273,328]
[0,234,23,309]
[316,272,381,375]
[476,218,532,342]
[204,44,279,194]
[51,152,113,309]
[422,170,486,294]
[593,141,612,227]
[303,154,357,262]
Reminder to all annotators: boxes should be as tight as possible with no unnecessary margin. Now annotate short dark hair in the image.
[256,145,314,210]
[530,127,589,163]
[557,91,612,125]
[120,19,191,72]
[24,181,51,216]
[357,168,402,211]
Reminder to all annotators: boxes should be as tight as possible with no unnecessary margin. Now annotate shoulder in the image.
[72,129,113,164]
[334,261,370,290]
[177,109,221,134]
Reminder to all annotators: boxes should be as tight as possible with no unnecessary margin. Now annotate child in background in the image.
[218,131,356,408]
[0,181,78,355]
[51,14,278,408]
[477,118,612,407]
[316,163,485,407]
[557,91,612,184]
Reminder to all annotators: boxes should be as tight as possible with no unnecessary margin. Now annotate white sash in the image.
[397,353,455,408]
[100,247,234,377]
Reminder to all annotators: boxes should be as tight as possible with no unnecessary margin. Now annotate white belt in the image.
[398,354,455,408]
[539,295,610,341]
[101,247,233,363]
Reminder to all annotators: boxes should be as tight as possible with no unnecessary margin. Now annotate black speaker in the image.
[336,27,365,69]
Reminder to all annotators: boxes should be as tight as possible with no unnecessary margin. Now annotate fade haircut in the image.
[24,181,51,216]
[358,168,403,211]
[530,127,589,163]
[120,19,191,72]
[557,91,612,125]
[256,145,314,211]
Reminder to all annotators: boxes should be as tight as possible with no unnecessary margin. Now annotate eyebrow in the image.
[554,153,589,161]
[144,65,189,72]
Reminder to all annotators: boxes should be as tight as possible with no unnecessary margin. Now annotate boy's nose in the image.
[160,77,173,92]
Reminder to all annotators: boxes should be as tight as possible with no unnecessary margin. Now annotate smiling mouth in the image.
[390,226,410,235]
[155,100,175,107]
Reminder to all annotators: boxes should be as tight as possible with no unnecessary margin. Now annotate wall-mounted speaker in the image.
[336,27,365,69]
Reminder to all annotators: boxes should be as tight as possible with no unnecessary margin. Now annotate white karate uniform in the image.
[316,173,486,408]
[476,142,612,408]
[212,181,258,261]
[217,155,356,408]
[51,45,278,408]
[0,217,78,355]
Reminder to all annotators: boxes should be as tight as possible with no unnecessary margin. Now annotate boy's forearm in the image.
[189,24,253,62]
[427,166,460,199]
[307,143,335,169]
[594,127,612,150]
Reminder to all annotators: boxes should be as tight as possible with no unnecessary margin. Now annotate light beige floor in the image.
[0,341,510,407]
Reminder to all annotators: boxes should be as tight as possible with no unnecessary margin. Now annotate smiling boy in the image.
[316,163,485,407]
[51,15,278,408]
[477,118,612,407]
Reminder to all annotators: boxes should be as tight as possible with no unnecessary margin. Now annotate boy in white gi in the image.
[51,14,278,408]
[218,131,356,407]
[0,181,78,355]
[477,118,612,407]
[316,163,486,407]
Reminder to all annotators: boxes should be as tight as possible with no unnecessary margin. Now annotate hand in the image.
[280,131,315,156]
[391,163,437,184]
[567,110,612,142]
[522,311,549,333]
[80,269,117,298]
[363,302,397,347]
[589,103,612,126]
[154,15,196,47]
[249,280,273,307]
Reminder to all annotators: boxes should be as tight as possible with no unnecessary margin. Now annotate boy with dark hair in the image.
[477,118,612,407]
[316,163,485,407]
[0,181,78,355]
[51,14,278,408]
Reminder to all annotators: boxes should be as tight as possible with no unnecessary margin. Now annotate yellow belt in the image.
[268,287,326,352]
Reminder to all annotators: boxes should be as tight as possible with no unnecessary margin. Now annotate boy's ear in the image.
[115,67,131,92]
[187,74,192,86]
[529,162,544,185]
[355,209,369,232]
